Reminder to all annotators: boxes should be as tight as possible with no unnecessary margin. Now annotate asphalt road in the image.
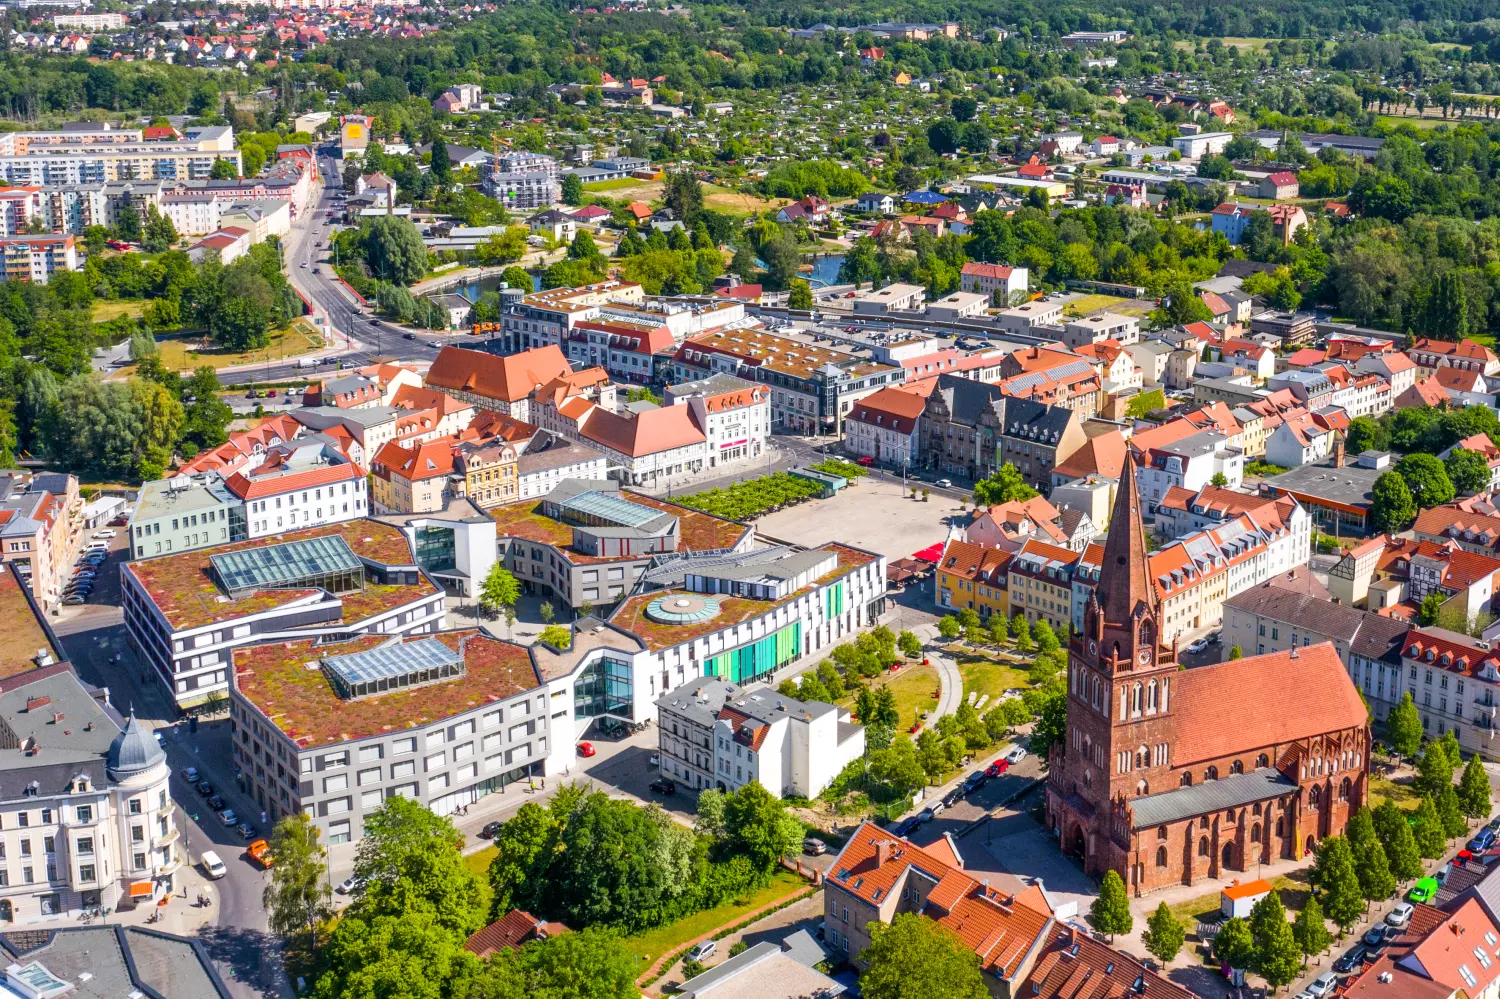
[51,536,284,997]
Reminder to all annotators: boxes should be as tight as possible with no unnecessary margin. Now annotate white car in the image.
[1006,747,1028,765]
[934,478,953,488]
[1387,902,1415,927]
[200,851,227,880]
[1185,638,1210,654]
[92,529,116,539]
[1307,972,1338,997]
[687,939,717,961]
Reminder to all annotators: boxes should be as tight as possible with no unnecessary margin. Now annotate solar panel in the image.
[322,637,465,699]
[210,535,363,593]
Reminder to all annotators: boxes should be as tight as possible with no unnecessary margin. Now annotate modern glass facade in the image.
[413,525,457,574]
[575,656,633,718]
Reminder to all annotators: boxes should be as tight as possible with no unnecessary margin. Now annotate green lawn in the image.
[956,654,1032,707]
[92,299,148,322]
[1370,770,1422,812]
[1063,294,1128,316]
[622,870,810,969]
[839,663,940,730]
[152,319,324,373]
[1166,871,1313,929]
[583,177,646,192]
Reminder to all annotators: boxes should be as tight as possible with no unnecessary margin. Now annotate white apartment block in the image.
[664,374,771,469]
[0,235,77,284]
[656,680,864,799]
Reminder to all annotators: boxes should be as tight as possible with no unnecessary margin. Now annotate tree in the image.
[1412,796,1447,858]
[694,788,726,840]
[1250,890,1301,990]
[1143,902,1184,963]
[263,813,332,944]
[788,279,813,310]
[478,563,521,619]
[115,204,142,242]
[937,615,961,640]
[361,215,429,285]
[473,927,639,998]
[1033,620,1059,653]
[972,464,1037,505]
[1229,645,1244,660]
[1346,417,1388,455]
[1425,270,1470,341]
[898,631,923,658]
[1386,693,1423,760]
[663,171,703,222]
[1447,447,1492,495]
[568,229,603,263]
[1439,783,1468,838]
[1371,471,1418,534]
[859,913,989,999]
[1089,870,1132,939]
[723,782,802,870]
[539,601,555,624]
[1417,742,1455,798]
[1030,688,1067,767]
[1460,752,1493,820]
[1310,836,1364,932]
[561,172,585,206]
[210,297,271,351]
[354,797,491,937]
[500,266,531,291]
[209,158,238,180]
[1396,453,1456,509]
[950,96,978,122]
[1373,800,1424,881]
[486,801,557,916]
[1292,895,1333,964]
[429,134,451,188]
[1348,807,1397,903]
[1214,917,1255,972]
[538,624,572,650]
[926,120,961,155]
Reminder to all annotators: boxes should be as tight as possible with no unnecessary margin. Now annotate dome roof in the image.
[107,710,165,780]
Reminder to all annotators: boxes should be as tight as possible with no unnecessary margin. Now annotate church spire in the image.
[1095,449,1159,632]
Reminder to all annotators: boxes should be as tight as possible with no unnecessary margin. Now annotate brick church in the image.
[1045,462,1371,895]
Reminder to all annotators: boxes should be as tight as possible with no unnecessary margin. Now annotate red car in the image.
[856,456,874,467]
[576,742,596,758]
[986,760,1010,778]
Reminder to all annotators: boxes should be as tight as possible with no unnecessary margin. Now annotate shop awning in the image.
[128,881,154,899]
[912,543,946,563]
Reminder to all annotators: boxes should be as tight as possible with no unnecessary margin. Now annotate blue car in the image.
[1470,829,1497,853]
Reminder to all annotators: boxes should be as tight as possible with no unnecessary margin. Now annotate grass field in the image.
[154,319,324,373]
[465,844,496,876]
[704,183,783,214]
[1173,36,1285,52]
[1370,769,1422,812]
[582,177,644,192]
[92,300,148,323]
[622,870,809,969]
[836,663,940,729]
[955,653,1032,707]
[1063,293,1129,316]
[1377,115,1453,130]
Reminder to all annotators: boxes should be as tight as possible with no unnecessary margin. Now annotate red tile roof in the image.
[222,460,360,500]
[1020,925,1194,999]
[580,405,704,457]
[425,345,571,404]
[1170,643,1366,765]
[827,821,1053,978]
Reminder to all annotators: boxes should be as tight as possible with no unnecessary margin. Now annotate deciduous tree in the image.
[859,913,989,999]
[263,812,332,944]
[1143,902,1184,963]
[1089,870,1133,939]
[1310,836,1364,931]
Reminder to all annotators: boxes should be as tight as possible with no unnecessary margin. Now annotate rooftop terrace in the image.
[489,491,749,563]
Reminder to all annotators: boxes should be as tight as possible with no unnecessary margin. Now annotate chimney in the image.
[1333,437,1346,468]
[875,840,892,866]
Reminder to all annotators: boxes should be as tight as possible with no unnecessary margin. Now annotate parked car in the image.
[207,795,224,810]
[403,332,416,340]
[218,809,238,826]
[247,839,273,868]
[336,875,366,895]
[891,817,918,837]
[986,760,1010,778]
[1386,902,1415,928]
[92,529,116,539]
[1185,638,1210,654]
[479,821,504,840]
[803,837,827,856]
[237,823,256,840]
[648,778,676,795]
[62,595,85,604]
[1307,972,1339,998]
[576,742,596,758]
[1005,747,1028,765]
[942,788,963,808]
[180,767,200,784]
[1363,923,1396,951]
[687,940,717,962]
[963,771,988,792]
[196,781,214,797]
[1333,945,1367,973]
[1471,829,1497,852]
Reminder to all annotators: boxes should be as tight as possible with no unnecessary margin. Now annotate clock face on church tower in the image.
[1089,640,1098,657]
[1138,650,1152,666]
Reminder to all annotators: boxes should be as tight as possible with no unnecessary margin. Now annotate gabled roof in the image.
[579,405,705,458]
[425,345,571,404]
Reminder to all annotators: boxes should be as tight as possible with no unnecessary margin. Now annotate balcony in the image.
[152,827,180,850]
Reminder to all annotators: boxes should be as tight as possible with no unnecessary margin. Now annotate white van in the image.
[200,851,227,880]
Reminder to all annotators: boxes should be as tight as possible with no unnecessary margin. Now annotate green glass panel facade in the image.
[723,622,802,684]
[825,581,845,618]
